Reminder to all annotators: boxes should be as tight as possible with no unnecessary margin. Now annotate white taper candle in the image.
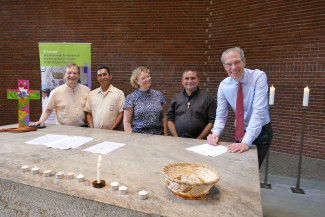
[303,86,310,106]
[269,85,275,105]
[97,155,102,184]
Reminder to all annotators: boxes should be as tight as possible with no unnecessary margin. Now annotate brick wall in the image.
[208,0,325,159]
[0,0,324,159]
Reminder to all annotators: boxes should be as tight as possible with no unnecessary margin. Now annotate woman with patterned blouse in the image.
[123,67,168,135]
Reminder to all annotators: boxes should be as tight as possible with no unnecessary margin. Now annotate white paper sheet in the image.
[25,134,93,149]
[186,144,227,157]
[83,141,126,154]
[48,136,94,149]
[25,134,70,146]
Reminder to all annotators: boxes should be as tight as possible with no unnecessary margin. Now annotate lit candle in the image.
[119,186,127,195]
[97,155,102,184]
[76,174,84,183]
[56,172,64,179]
[303,86,310,106]
[31,167,39,175]
[139,190,148,200]
[269,85,275,105]
[111,182,119,190]
[43,170,52,177]
[21,165,29,172]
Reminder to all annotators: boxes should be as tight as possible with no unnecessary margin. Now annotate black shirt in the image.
[167,87,217,138]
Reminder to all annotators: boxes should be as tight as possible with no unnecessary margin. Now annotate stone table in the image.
[0,124,262,217]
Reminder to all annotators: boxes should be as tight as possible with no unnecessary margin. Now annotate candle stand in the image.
[291,107,308,194]
[92,180,105,188]
[260,105,273,189]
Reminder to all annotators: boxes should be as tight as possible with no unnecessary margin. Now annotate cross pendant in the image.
[187,102,191,109]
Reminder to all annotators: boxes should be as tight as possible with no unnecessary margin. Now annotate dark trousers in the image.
[253,123,273,168]
[237,123,273,168]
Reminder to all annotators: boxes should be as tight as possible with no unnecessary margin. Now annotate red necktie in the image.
[235,82,245,142]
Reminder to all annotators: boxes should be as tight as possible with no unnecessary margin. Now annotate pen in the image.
[211,130,216,140]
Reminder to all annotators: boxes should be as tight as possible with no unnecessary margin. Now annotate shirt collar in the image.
[136,88,151,95]
[98,85,113,96]
[65,83,79,92]
[183,87,200,100]
[230,68,247,85]
[241,68,248,84]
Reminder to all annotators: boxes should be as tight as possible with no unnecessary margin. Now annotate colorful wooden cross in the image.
[7,80,40,128]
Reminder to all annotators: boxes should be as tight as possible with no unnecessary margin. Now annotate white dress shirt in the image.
[212,68,270,146]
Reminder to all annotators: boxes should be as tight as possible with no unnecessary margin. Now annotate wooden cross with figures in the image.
[7,80,40,128]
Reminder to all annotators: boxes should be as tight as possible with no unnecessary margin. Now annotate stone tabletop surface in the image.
[0,124,262,217]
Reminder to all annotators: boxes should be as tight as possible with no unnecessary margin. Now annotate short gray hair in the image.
[221,47,245,64]
[65,62,80,74]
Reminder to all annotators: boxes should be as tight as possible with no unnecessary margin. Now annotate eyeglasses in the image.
[224,60,242,68]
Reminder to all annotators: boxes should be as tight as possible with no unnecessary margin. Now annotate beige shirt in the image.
[46,83,90,126]
[84,85,125,129]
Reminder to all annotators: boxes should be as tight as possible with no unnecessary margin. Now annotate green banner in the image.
[39,43,91,67]
[38,42,91,124]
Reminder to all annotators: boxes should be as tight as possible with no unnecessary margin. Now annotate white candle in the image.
[119,186,127,195]
[76,174,84,183]
[21,165,29,172]
[66,172,74,180]
[139,190,148,200]
[97,155,102,184]
[269,85,275,105]
[43,170,51,177]
[56,172,64,179]
[303,86,310,106]
[111,182,119,190]
[31,167,39,175]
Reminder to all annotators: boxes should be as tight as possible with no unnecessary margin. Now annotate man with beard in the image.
[167,69,216,139]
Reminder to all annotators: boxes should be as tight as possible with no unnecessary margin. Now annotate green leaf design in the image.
[29,92,40,100]
[18,101,28,110]
[7,91,18,99]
